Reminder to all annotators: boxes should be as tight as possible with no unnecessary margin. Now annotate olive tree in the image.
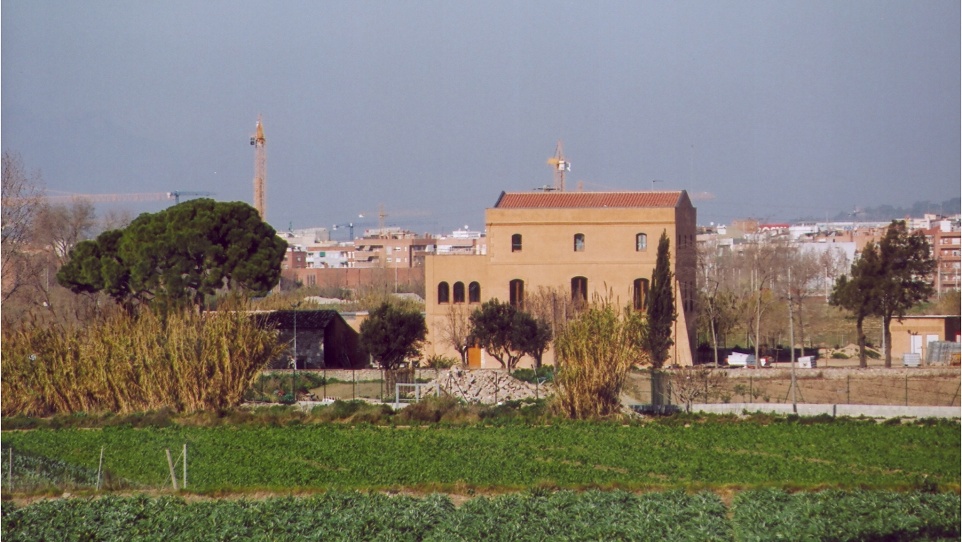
[359,301,427,371]
[469,299,551,371]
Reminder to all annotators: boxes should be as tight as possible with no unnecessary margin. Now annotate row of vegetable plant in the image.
[3,490,958,541]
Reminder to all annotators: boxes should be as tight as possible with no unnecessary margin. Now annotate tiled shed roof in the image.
[493,191,687,209]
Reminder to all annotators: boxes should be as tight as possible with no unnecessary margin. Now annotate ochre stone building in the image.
[424,190,697,368]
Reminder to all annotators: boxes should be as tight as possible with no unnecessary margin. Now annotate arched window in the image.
[636,233,648,252]
[573,233,585,252]
[468,281,481,303]
[453,281,466,304]
[509,279,525,308]
[571,276,588,303]
[511,233,523,252]
[633,278,649,310]
[438,282,450,304]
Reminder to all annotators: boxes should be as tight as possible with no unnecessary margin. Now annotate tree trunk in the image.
[753,293,762,365]
[796,297,807,359]
[856,315,867,368]
[711,317,719,368]
[883,316,893,368]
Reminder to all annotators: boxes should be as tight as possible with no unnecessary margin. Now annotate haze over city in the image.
[3,1,959,234]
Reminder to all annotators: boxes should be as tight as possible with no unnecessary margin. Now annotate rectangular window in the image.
[509,279,524,308]
[636,233,648,252]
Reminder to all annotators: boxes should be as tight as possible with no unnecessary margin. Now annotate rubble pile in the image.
[431,367,553,404]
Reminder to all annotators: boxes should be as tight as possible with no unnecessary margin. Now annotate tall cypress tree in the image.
[646,230,675,368]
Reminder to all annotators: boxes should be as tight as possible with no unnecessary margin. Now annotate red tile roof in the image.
[493,191,688,209]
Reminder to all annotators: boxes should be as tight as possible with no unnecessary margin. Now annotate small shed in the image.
[889,315,961,365]
[256,310,368,369]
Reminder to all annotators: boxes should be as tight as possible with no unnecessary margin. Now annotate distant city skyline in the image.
[3,2,959,233]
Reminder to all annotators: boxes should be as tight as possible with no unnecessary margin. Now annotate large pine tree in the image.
[830,241,882,367]
[831,220,935,367]
[875,221,936,367]
[646,230,675,368]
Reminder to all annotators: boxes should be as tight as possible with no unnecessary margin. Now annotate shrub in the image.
[395,396,463,424]
[424,355,459,370]
[511,366,555,384]
[309,400,393,423]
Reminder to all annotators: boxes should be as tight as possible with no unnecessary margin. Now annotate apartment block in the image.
[926,226,961,295]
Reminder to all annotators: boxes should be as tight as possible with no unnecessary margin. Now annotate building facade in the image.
[351,228,434,269]
[424,190,697,367]
[889,315,961,365]
[925,226,961,296]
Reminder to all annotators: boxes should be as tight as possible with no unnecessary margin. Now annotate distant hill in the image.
[795,197,960,223]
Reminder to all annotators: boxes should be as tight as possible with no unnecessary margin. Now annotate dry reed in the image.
[1,307,286,417]
[553,298,647,419]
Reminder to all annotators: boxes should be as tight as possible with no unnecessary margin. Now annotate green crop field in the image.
[3,416,959,540]
[2,490,959,541]
[2,418,958,493]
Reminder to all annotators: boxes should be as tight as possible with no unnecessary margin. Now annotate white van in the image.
[726,352,755,367]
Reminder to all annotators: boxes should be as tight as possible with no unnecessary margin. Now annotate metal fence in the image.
[927,341,962,365]
[623,368,961,408]
[255,367,960,408]
[252,368,448,403]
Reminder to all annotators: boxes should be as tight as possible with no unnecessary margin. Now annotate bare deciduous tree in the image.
[697,242,740,365]
[1,151,45,305]
[525,285,583,338]
[99,208,134,233]
[439,303,472,365]
[35,198,97,266]
[671,366,728,413]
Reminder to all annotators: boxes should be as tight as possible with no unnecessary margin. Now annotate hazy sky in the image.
[3,1,959,235]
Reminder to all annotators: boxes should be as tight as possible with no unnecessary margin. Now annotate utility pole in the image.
[788,267,798,413]
[291,301,301,400]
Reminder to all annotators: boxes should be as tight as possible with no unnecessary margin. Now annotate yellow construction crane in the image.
[546,140,570,191]
[250,116,267,219]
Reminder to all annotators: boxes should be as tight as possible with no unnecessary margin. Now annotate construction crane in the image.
[352,204,433,238]
[169,191,215,204]
[8,191,214,205]
[250,116,267,219]
[359,204,389,237]
[546,140,570,191]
